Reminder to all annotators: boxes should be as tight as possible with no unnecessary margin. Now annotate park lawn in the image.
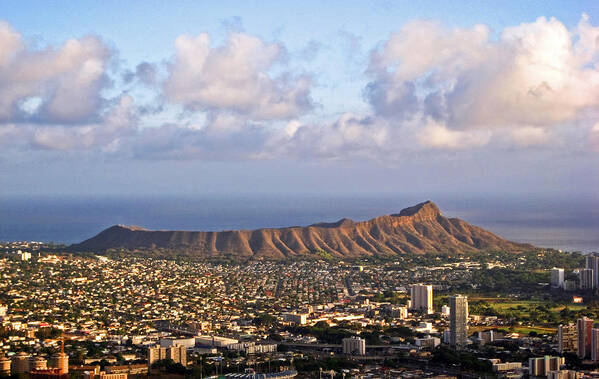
[470,297,586,313]
[550,304,586,312]
[487,300,586,314]
[479,300,543,318]
[469,297,589,323]
[506,325,557,335]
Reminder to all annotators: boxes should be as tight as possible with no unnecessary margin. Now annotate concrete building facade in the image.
[578,317,593,359]
[410,284,433,314]
[342,337,366,355]
[558,324,578,354]
[449,294,468,349]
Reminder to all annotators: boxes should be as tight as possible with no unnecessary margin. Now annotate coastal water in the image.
[1,194,598,253]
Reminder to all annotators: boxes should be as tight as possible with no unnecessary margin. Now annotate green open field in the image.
[473,299,585,312]
[469,297,586,312]
[465,296,589,334]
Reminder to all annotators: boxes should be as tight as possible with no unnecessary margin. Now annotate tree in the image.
[253,313,276,326]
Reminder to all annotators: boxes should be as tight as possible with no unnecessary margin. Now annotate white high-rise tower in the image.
[449,294,468,349]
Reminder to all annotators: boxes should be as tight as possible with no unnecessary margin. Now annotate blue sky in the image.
[0,1,598,197]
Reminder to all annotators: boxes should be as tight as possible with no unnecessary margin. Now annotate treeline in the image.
[470,268,548,292]
[285,322,415,345]
[431,346,493,373]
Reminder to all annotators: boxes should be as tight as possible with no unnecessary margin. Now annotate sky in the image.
[0,0,598,198]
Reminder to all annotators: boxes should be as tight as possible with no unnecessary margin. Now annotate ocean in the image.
[1,194,598,253]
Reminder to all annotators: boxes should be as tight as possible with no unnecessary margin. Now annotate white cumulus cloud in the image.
[366,15,599,150]
[0,22,112,124]
[164,32,314,121]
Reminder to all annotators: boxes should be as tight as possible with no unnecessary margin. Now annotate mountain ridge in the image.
[70,201,533,258]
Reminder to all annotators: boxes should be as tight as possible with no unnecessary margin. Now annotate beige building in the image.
[0,354,11,376]
[410,284,433,314]
[84,372,128,379]
[529,356,565,377]
[558,324,578,354]
[492,361,522,372]
[547,370,583,379]
[52,352,69,374]
[148,344,187,366]
[30,356,48,371]
[148,345,168,365]
[105,364,147,375]
[168,345,187,366]
[11,352,30,374]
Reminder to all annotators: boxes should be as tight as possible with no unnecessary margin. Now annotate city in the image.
[1,0,599,378]
[1,244,599,378]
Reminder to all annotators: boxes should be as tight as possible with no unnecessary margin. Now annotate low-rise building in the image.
[415,336,440,349]
[547,370,583,379]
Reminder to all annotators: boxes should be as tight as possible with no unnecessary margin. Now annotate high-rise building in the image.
[0,354,11,376]
[168,345,187,366]
[443,330,451,344]
[580,269,595,290]
[551,268,565,288]
[528,356,565,377]
[52,340,69,374]
[449,294,468,349]
[30,356,48,371]
[342,337,366,355]
[148,344,187,366]
[11,352,30,374]
[148,346,167,366]
[586,254,599,289]
[410,284,433,314]
[592,328,599,362]
[558,324,578,354]
[578,317,594,359]
[563,280,577,291]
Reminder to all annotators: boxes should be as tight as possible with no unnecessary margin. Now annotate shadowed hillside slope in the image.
[70,201,532,258]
